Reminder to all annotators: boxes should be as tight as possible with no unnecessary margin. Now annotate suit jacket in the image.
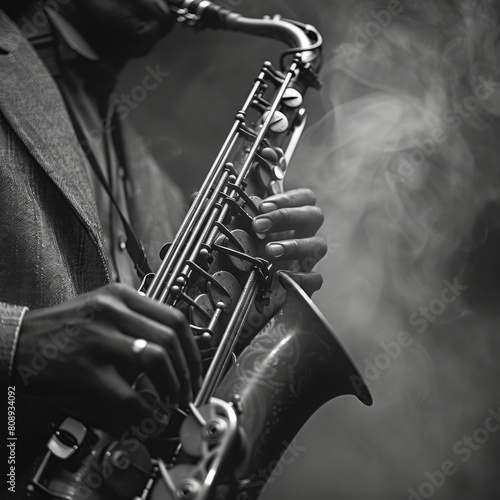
[0,11,188,495]
[0,9,185,383]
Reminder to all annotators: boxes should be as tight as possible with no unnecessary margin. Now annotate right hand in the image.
[13,283,202,429]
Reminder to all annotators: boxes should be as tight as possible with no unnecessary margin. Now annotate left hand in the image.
[252,188,327,296]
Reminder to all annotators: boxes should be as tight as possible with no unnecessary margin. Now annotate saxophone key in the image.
[282,87,303,108]
[225,229,257,272]
[159,242,172,260]
[262,110,289,133]
[188,294,214,328]
[208,271,241,314]
[150,464,200,500]
[270,179,284,195]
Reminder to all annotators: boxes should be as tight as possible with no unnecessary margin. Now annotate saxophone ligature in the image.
[29,2,372,500]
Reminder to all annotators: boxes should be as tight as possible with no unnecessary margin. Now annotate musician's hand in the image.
[13,283,202,428]
[252,188,327,296]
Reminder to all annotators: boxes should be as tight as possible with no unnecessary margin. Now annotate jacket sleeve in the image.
[0,302,28,385]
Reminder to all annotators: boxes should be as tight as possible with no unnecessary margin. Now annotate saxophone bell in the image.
[214,271,372,499]
[146,272,372,500]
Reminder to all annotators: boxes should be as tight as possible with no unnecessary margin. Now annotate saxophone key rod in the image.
[146,121,240,300]
[147,65,272,302]
[158,170,232,303]
[195,270,259,406]
[234,63,299,185]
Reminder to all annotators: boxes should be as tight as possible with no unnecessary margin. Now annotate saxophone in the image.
[29,2,372,499]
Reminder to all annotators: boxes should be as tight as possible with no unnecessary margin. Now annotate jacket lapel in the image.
[0,10,109,275]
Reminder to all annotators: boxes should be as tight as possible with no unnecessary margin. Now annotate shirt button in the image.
[118,235,127,251]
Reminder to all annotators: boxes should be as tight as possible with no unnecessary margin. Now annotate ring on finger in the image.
[131,338,148,355]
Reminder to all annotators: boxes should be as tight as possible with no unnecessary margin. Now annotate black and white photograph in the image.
[1,1,500,499]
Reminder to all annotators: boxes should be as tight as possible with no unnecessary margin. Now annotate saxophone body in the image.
[29,3,372,499]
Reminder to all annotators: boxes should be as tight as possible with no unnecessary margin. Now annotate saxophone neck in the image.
[229,15,322,64]
[169,0,323,66]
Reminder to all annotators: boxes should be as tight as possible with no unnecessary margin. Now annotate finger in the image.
[253,206,324,237]
[138,341,184,406]
[127,319,192,405]
[110,285,202,391]
[259,188,317,214]
[86,365,154,433]
[127,289,202,382]
[265,236,328,266]
[282,271,324,296]
[94,328,183,406]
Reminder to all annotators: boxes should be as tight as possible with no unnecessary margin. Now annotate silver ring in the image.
[131,338,148,354]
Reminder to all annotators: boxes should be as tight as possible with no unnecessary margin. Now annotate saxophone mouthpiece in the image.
[169,0,241,29]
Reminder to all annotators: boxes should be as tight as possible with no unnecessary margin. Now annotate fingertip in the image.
[266,242,286,259]
[304,188,317,206]
[253,217,273,234]
[259,201,278,214]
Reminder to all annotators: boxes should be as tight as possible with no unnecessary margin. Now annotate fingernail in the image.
[253,217,273,233]
[260,202,277,214]
[268,243,285,258]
